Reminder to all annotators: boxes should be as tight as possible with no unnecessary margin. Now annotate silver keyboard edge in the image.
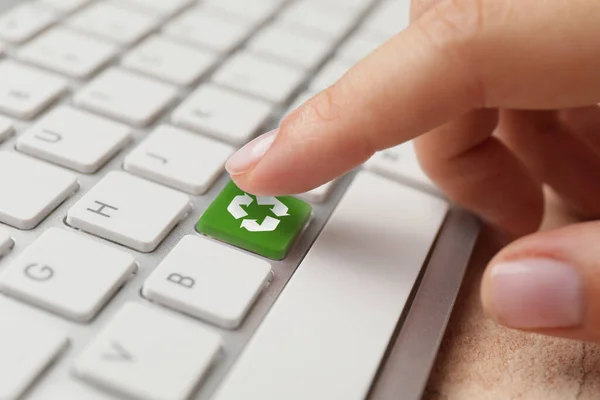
[369,208,481,400]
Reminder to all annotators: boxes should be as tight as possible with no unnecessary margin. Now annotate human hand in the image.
[224,0,600,343]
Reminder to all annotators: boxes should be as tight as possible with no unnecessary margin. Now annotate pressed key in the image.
[17,27,119,79]
[74,68,178,127]
[0,227,13,258]
[0,115,14,144]
[211,172,448,400]
[0,151,78,230]
[365,142,440,195]
[0,228,136,322]
[212,52,305,104]
[37,0,93,15]
[197,181,311,260]
[172,84,272,145]
[0,297,69,400]
[122,35,217,87]
[115,0,193,17]
[73,302,222,400]
[164,8,252,54]
[67,1,158,45]
[143,235,272,328]
[17,106,132,173]
[66,171,191,252]
[0,60,68,120]
[247,22,333,70]
[0,4,57,44]
[124,125,234,195]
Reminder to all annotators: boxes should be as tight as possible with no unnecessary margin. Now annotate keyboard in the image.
[0,1,480,399]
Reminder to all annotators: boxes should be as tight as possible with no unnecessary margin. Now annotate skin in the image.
[227,0,600,343]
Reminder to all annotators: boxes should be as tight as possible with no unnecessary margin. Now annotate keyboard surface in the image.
[0,1,472,399]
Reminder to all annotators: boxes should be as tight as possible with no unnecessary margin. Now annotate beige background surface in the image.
[424,195,600,400]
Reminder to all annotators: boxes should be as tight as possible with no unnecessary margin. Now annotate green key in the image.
[196,181,312,260]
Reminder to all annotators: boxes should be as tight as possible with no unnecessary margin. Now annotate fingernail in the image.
[489,259,584,329]
[226,129,278,175]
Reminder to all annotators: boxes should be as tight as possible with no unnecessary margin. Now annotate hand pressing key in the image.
[224,0,600,344]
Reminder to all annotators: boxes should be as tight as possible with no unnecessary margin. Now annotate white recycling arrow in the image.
[227,194,253,220]
[256,196,289,217]
[241,216,281,232]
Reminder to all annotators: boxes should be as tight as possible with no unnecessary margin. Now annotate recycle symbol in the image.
[227,193,290,232]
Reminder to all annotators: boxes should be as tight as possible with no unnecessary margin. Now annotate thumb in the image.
[482,222,600,343]
[225,0,600,195]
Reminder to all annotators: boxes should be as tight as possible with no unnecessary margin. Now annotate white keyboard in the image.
[0,1,467,400]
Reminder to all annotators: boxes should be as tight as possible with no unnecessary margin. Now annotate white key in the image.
[363,0,410,39]
[67,2,158,45]
[0,228,136,322]
[74,68,177,127]
[0,60,67,119]
[278,1,358,41]
[365,142,440,195]
[66,171,190,252]
[211,172,448,400]
[37,0,93,15]
[115,0,193,17]
[124,125,234,195]
[0,228,13,258]
[122,35,217,86]
[317,0,373,13]
[0,115,14,144]
[0,4,57,44]
[17,106,132,173]
[212,52,305,103]
[172,84,272,145]
[202,0,282,24]
[0,151,78,230]
[164,8,252,53]
[143,235,272,328]
[309,59,349,92]
[247,22,333,70]
[0,297,68,400]
[297,180,337,203]
[18,27,119,79]
[73,302,222,400]
[337,29,384,65]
